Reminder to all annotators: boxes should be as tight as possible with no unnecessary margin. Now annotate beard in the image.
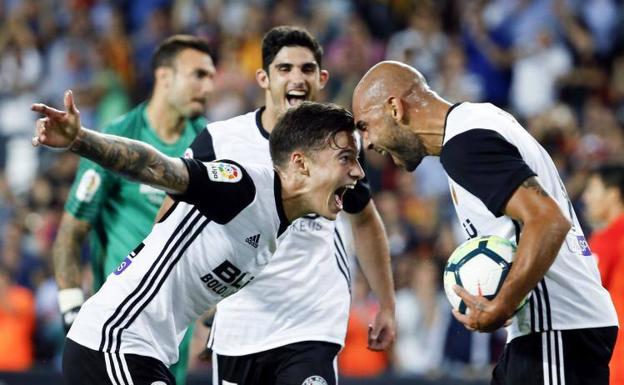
[386,121,427,172]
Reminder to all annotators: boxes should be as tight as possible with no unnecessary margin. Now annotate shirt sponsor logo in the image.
[207,162,242,183]
[200,260,255,298]
[302,376,328,385]
[75,169,101,202]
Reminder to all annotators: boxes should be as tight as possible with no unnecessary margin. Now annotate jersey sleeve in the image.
[171,158,256,224]
[185,129,216,161]
[64,157,117,224]
[343,147,372,214]
[440,129,536,217]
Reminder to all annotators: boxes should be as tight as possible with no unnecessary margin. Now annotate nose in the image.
[351,159,365,181]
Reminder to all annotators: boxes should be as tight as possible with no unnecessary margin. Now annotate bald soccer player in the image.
[352,61,618,385]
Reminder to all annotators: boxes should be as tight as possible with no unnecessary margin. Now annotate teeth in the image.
[287,90,306,96]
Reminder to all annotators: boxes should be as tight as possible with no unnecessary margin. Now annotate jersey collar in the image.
[442,102,464,145]
[273,170,290,237]
[255,107,270,140]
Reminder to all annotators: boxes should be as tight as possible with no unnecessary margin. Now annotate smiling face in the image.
[165,48,216,118]
[306,131,364,220]
[258,46,328,118]
[353,104,426,172]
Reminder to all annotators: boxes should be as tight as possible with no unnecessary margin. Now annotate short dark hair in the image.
[151,34,211,74]
[262,26,323,72]
[592,164,624,200]
[270,102,355,168]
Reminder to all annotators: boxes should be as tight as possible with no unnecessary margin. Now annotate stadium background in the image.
[1,0,623,384]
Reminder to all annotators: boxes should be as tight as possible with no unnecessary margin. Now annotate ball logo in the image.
[207,162,242,183]
[302,376,328,385]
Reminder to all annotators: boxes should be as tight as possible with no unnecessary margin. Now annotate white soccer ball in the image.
[443,235,526,315]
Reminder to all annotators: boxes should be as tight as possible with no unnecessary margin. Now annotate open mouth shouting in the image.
[286,89,309,107]
[332,184,356,212]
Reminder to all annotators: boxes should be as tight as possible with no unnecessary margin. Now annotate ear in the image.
[318,69,329,89]
[387,96,404,124]
[155,67,173,89]
[256,68,269,90]
[290,151,310,176]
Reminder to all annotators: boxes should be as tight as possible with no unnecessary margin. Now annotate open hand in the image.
[451,285,513,333]
[367,306,396,351]
[31,90,82,149]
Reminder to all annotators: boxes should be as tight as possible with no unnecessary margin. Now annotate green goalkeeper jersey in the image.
[65,103,206,289]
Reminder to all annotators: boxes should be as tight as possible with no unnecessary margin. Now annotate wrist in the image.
[58,288,84,313]
[68,128,87,152]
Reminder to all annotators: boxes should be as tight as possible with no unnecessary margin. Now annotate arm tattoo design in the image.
[520,177,549,197]
[69,129,188,193]
[53,218,90,289]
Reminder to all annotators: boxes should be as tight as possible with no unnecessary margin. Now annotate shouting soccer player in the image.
[352,61,618,385]
[53,35,215,385]
[32,92,365,385]
[157,26,395,385]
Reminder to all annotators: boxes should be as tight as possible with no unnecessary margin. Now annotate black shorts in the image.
[213,341,341,385]
[491,326,618,385]
[63,338,176,385]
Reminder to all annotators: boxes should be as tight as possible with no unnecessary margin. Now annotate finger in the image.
[31,103,65,118]
[31,136,40,147]
[453,284,476,303]
[64,90,79,115]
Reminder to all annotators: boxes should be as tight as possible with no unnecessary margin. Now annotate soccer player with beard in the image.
[352,61,618,385]
[158,26,396,385]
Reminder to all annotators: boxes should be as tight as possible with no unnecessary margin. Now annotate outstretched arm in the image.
[31,90,189,194]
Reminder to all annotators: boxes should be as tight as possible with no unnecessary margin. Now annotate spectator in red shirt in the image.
[583,164,624,385]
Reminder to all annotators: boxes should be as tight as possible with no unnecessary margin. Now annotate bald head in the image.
[352,61,430,113]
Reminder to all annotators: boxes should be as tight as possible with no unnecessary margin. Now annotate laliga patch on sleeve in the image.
[75,169,101,202]
[207,162,242,183]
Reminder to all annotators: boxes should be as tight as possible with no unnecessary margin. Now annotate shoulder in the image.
[175,159,262,224]
[206,111,257,138]
[444,102,515,144]
[101,104,145,137]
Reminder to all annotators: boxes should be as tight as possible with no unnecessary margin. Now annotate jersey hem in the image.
[211,335,345,356]
[508,320,619,342]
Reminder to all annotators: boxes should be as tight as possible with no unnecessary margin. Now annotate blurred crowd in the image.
[1,0,624,381]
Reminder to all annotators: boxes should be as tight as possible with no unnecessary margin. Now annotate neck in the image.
[605,204,624,225]
[145,96,186,144]
[414,96,452,157]
[276,168,312,222]
[261,97,281,134]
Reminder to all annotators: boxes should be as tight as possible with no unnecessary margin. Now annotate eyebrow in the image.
[274,62,318,69]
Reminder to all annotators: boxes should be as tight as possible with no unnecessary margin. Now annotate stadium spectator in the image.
[583,164,624,385]
[0,263,36,371]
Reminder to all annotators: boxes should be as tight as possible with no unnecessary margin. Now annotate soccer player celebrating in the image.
[53,35,215,385]
[158,26,395,385]
[352,61,618,385]
[32,92,364,385]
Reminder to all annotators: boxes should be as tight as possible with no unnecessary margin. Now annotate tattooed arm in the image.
[454,176,571,332]
[68,129,188,194]
[53,213,91,290]
[31,90,188,194]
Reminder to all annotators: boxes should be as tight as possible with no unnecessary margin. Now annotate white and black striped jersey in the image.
[188,108,371,355]
[67,158,290,366]
[441,102,617,342]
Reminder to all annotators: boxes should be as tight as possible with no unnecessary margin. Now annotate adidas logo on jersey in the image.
[245,234,261,248]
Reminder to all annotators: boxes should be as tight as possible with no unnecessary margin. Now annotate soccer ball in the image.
[443,235,526,315]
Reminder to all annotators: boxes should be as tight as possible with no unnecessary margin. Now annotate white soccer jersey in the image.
[441,102,618,342]
[67,158,290,366]
[189,108,371,355]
